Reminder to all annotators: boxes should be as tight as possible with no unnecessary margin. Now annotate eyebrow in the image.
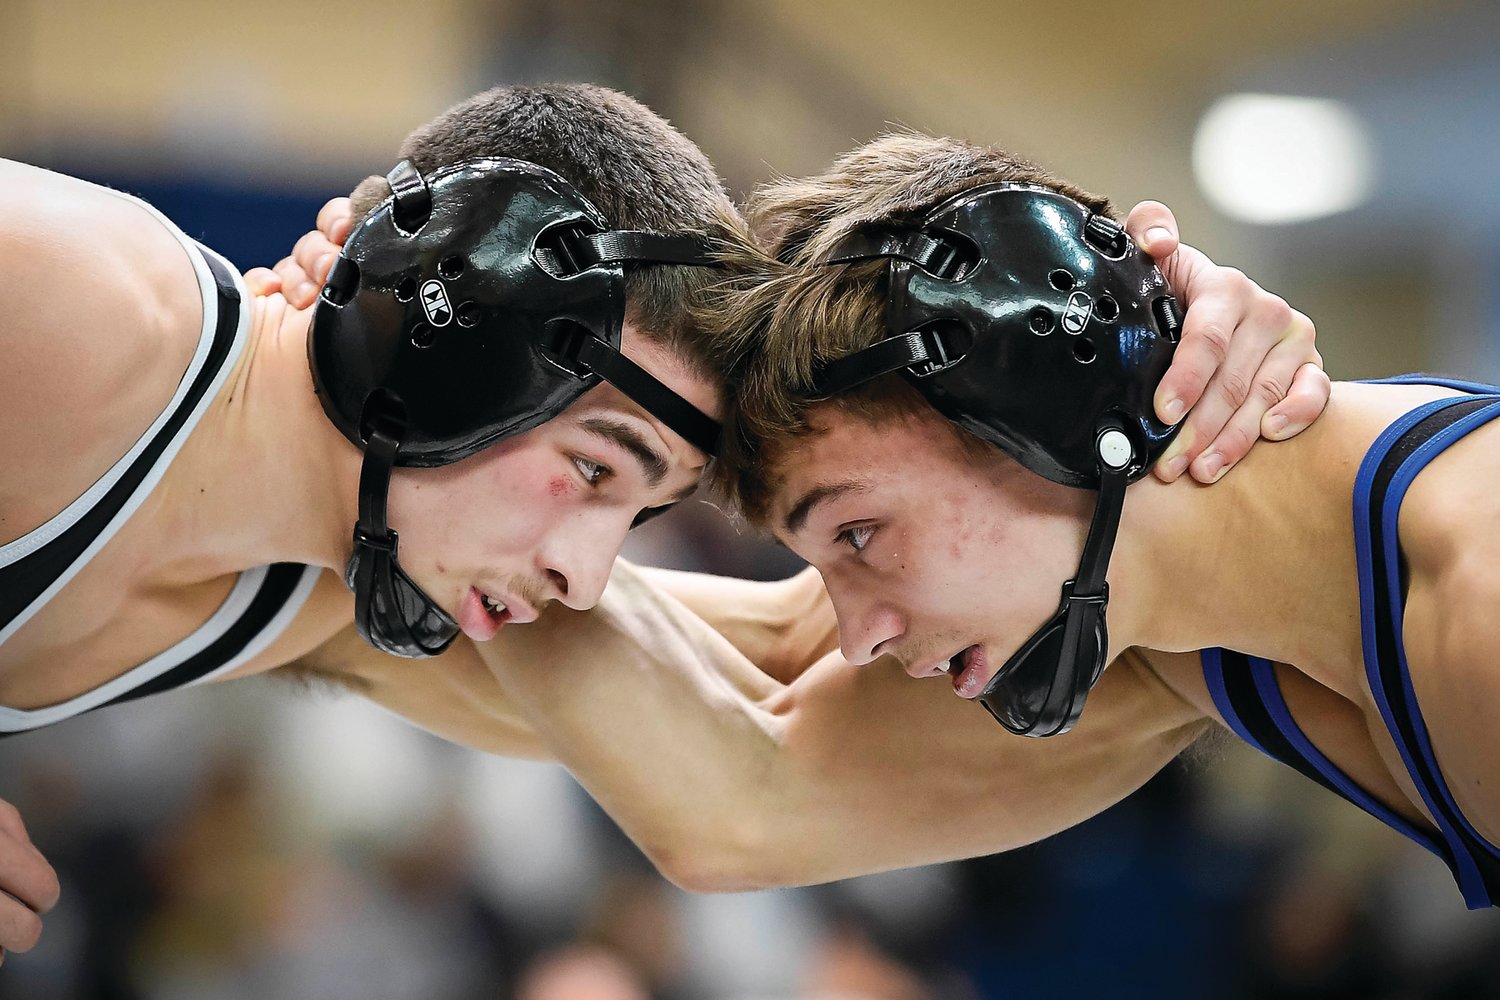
[580,417,670,488]
[781,480,869,539]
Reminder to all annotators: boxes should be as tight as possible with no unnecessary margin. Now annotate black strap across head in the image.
[311,157,724,657]
[811,183,1183,736]
[312,157,721,467]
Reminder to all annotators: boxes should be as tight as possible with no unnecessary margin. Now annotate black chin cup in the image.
[977,582,1108,737]
[345,418,459,658]
[977,435,1129,737]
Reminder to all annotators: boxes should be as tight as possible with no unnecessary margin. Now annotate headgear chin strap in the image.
[311,157,722,657]
[345,414,460,656]
[975,425,1129,737]
[815,182,1182,737]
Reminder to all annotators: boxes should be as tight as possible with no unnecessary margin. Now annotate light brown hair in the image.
[349,83,754,380]
[707,130,1114,524]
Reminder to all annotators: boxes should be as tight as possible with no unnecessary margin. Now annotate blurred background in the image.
[4,0,1500,996]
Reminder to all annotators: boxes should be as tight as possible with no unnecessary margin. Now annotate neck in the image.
[155,297,362,582]
[1104,382,1447,690]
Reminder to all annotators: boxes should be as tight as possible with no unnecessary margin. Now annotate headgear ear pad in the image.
[309,157,625,468]
[887,183,1180,486]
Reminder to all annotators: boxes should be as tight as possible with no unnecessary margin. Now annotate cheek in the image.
[547,476,576,499]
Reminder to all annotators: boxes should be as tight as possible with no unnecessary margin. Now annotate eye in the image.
[834,524,875,553]
[572,456,610,484]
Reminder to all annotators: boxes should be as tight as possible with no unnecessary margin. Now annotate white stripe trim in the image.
[0,566,263,730]
[0,564,322,731]
[185,563,322,688]
[0,227,250,648]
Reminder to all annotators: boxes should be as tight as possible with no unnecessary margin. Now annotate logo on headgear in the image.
[420,279,453,327]
[1062,290,1093,335]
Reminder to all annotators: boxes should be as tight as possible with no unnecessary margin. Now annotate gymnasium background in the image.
[3,1,1500,996]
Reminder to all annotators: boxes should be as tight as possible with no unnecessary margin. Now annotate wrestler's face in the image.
[385,324,718,640]
[771,402,1092,698]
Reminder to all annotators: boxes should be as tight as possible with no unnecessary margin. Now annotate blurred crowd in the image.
[3,498,1500,1000]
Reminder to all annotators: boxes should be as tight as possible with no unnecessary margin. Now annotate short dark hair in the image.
[349,83,750,379]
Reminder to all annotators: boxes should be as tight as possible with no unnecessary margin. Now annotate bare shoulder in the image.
[1363,389,1500,844]
[1378,392,1500,839]
[1402,529,1500,846]
[0,159,205,543]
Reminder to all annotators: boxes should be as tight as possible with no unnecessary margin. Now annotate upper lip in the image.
[477,587,540,624]
[904,647,966,679]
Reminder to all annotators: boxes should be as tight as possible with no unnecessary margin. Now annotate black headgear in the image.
[816,182,1182,737]
[310,157,721,657]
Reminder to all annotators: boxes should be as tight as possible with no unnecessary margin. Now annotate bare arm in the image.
[299,558,1207,891]
[633,565,839,683]
[288,561,836,759]
[285,623,552,759]
[479,560,1211,892]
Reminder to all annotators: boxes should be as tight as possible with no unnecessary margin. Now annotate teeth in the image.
[482,594,506,614]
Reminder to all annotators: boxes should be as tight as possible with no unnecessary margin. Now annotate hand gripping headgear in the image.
[815,183,1182,737]
[310,158,721,657]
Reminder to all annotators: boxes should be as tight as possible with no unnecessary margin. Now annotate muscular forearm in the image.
[287,626,552,760]
[634,563,839,683]
[480,561,793,889]
[481,562,1211,891]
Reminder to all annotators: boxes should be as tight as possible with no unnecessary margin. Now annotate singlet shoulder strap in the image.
[1203,649,1349,800]
[0,563,321,735]
[1356,392,1500,908]
[0,241,248,646]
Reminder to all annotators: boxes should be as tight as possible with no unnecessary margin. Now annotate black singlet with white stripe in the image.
[0,186,319,735]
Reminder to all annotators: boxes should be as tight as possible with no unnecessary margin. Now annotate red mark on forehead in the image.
[548,476,575,498]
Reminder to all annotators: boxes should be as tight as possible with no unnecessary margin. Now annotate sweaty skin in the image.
[0,154,1326,956]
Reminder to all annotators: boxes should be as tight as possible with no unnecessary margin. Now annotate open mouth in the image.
[948,645,990,699]
[480,592,512,625]
[459,587,513,642]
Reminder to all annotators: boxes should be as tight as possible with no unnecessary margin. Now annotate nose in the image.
[539,517,624,611]
[828,581,906,666]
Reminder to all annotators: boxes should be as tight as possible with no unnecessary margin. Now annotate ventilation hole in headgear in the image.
[438,255,466,280]
[456,301,482,328]
[394,276,418,303]
[410,322,436,349]
[1028,307,1055,336]
[1072,338,1097,364]
[320,257,360,306]
[1094,295,1120,322]
[1048,269,1075,292]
